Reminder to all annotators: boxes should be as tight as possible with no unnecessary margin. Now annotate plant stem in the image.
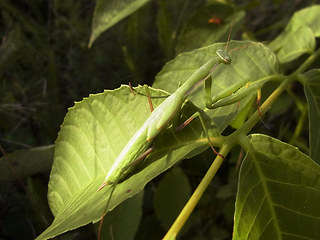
[163,144,231,240]
[294,48,320,75]
[286,88,308,146]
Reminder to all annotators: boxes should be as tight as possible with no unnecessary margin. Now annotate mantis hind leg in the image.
[98,183,117,240]
[177,111,225,160]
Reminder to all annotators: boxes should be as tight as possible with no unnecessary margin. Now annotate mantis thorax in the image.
[216,49,231,65]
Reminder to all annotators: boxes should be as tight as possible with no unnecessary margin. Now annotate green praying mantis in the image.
[96,47,231,238]
[97,37,265,239]
[97,48,232,189]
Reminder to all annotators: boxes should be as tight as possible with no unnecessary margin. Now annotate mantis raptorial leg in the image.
[177,44,266,137]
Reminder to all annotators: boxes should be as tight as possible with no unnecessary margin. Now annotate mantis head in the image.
[216,49,231,65]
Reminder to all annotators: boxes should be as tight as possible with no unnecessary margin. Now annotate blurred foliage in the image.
[0,0,318,239]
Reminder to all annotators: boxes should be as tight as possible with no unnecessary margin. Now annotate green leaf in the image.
[290,5,320,37]
[154,167,191,231]
[0,145,54,181]
[269,24,315,63]
[303,69,320,164]
[135,214,164,239]
[156,0,174,60]
[89,0,151,47]
[156,0,207,59]
[269,5,320,63]
[209,225,230,240]
[97,192,143,240]
[28,177,53,227]
[229,95,256,130]
[234,134,320,240]
[36,85,219,239]
[153,41,280,132]
[176,4,245,54]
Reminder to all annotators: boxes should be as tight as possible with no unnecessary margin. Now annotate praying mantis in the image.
[97,33,267,240]
[97,47,232,199]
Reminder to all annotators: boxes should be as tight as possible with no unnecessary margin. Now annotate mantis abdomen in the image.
[101,90,185,187]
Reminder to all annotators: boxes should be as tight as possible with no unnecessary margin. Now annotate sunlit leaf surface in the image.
[234,134,320,240]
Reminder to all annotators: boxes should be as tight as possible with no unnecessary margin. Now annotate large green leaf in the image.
[89,0,151,47]
[288,5,320,37]
[0,145,54,181]
[36,85,220,239]
[97,192,143,240]
[269,5,320,63]
[175,4,245,54]
[154,167,191,232]
[153,41,280,132]
[269,23,315,64]
[234,134,320,240]
[303,69,320,164]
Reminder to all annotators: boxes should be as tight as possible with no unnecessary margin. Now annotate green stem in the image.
[286,88,308,145]
[294,48,320,75]
[163,144,231,240]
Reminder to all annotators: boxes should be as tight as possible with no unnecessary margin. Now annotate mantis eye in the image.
[216,49,231,64]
